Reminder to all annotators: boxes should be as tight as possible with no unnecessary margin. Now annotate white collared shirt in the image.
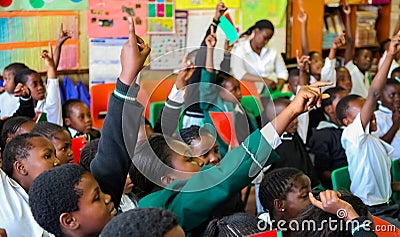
[345,61,370,98]
[378,51,399,77]
[341,113,393,205]
[231,39,288,93]
[35,78,62,126]
[0,92,19,119]
[309,57,337,87]
[0,169,51,236]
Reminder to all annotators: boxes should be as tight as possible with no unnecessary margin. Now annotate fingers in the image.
[60,23,64,34]
[128,17,138,50]
[211,25,215,35]
[310,81,334,88]
[48,42,53,58]
[309,192,323,209]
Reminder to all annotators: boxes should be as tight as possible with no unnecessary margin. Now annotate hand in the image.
[41,43,55,69]
[289,81,332,115]
[119,17,151,85]
[263,78,277,91]
[309,190,359,222]
[296,49,310,72]
[214,0,227,22]
[224,39,234,53]
[332,33,346,50]
[176,53,195,90]
[387,31,400,57]
[342,5,351,15]
[14,83,30,98]
[297,10,307,23]
[57,23,72,46]
[205,26,217,48]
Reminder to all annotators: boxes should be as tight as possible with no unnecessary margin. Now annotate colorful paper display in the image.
[241,0,287,30]
[87,0,147,38]
[0,0,87,11]
[219,14,238,45]
[147,0,174,34]
[175,0,240,10]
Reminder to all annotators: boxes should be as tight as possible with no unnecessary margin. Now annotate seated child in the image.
[336,66,352,94]
[336,34,400,227]
[205,213,260,236]
[0,63,30,118]
[31,122,74,164]
[264,98,320,187]
[100,208,184,237]
[62,99,100,141]
[14,48,62,125]
[1,116,35,152]
[372,79,400,159]
[391,66,400,80]
[309,87,349,189]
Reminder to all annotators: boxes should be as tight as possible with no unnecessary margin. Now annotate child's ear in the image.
[324,104,334,114]
[273,199,285,213]
[60,213,79,231]
[64,118,72,127]
[161,175,174,186]
[343,117,350,126]
[14,160,28,176]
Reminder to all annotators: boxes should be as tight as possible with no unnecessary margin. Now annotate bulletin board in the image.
[175,0,240,10]
[0,0,87,11]
[149,10,188,70]
[0,11,80,72]
[147,0,175,34]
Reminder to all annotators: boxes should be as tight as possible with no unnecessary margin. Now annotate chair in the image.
[271,90,293,99]
[149,101,165,128]
[391,159,400,202]
[239,80,263,109]
[331,166,351,191]
[90,83,116,130]
[241,95,263,117]
[209,111,239,148]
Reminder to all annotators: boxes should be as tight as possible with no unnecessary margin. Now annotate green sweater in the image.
[139,129,279,236]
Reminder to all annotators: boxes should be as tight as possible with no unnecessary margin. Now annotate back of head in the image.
[321,87,347,109]
[2,133,42,178]
[32,122,65,141]
[0,116,32,151]
[29,164,85,237]
[101,208,180,237]
[179,125,202,145]
[265,98,290,122]
[259,168,304,216]
[79,138,100,172]
[14,68,37,85]
[336,94,362,126]
[205,213,260,237]
[4,62,28,76]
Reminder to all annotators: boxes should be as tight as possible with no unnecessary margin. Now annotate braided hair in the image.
[79,138,100,172]
[0,116,33,152]
[205,213,260,237]
[31,122,66,141]
[259,168,304,218]
[239,19,274,38]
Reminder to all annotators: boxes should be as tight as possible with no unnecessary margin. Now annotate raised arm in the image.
[296,50,311,86]
[298,10,309,55]
[343,5,353,64]
[13,83,35,118]
[53,24,72,70]
[361,32,400,130]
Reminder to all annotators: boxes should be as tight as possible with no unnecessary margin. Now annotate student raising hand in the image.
[119,17,151,86]
[13,83,30,98]
[205,26,217,48]
[54,23,72,69]
[41,42,56,79]
[205,26,217,72]
[176,53,195,90]
[214,0,227,22]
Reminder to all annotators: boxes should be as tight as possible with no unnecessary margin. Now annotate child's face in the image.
[65,103,92,133]
[51,130,73,165]
[69,172,117,236]
[354,50,373,72]
[20,137,61,183]
[169,140,204,180]
[190,133,221,166]
[380,84,400,111]
[220,77,242,104]
[310,53,324,76]
[25,73,45,101]
[336,69,352,94]
[282,174,311,220]
[2,69,16,94]
[253,28,274,48]
[288,75,299,94]
[123,174,134,194]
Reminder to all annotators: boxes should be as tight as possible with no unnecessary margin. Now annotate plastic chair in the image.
[241,95,263,117]
[271,90,293,99]
[391,159,400,202]
[149,101,165,128]
[90,83,116,130]
[209,111,239,148]
[331,166,351,191]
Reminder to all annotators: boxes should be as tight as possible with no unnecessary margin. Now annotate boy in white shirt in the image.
[337,32,400,227]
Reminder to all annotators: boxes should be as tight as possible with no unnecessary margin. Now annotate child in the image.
[100,208,184,237]
[137,80,331,236]
[205,213,260,236]
[337,33,400,226]
[200,28,258,157]
[62,99,100,141]
[309,87,348,189]
[1,116,35,152]
[14,47,62,125]
[336,66,352,94]
[391,66,400,80]
[373,79,400,159]
[0,63,29,118]
[1,18,150,236]
[31,122,74,164]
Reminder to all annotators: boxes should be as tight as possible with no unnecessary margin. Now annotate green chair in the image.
[270,90,293,100]
[331,166,351,191]
[241,95,263,117]
[149,101,165,128]
[391,159,400,202]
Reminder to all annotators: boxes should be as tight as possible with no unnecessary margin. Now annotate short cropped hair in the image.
[62,99,84,119]
[32,122,66,141]
[14,68,38,85]
[335,94,362,125]
[100,208,179,237]
[3,62,29,76]
[29,164,85,237]
[321,87,347,109]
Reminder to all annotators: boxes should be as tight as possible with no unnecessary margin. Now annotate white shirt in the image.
[310,57,337,87]
[345,61,370,98]
[0,92,19,119]
[373,104,400,159]
[119,194,137,213]
[0,169,50,237]
[231,39,288,93]
[341,113,393,205]
[378,51,399,77]
[290,94,308,144]
[35,78,62,126]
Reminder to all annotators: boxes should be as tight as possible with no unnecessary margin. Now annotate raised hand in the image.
[57,23,72,46]
[342,5,351,15]
[214,0,227,22]
[205,26,217,48]
[14,83,30,98]
[332,33,346,49]
[224,39,234,53]
[290,81,332,114]
[119,17,151,86]
[296,49,310,72]
[388,31,400,57]
[297,10,307,23]
[176,53,195,90]
[41,42,56,79]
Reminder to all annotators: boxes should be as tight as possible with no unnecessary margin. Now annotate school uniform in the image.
[35,78,62,125]
[345,61,370,98]
[373,104,400,159]
[309,57,337,86]
[68,127,101,141]
[139,123,281,237]
[378,51,399,77]
[0,92,19,119]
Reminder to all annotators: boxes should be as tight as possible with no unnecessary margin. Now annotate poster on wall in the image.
[0,0,88,11]
[147,0,174,34]
[241,0,287,31]
[87,0,147,38]
[175,0,240,10]
[149,10,187,70]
